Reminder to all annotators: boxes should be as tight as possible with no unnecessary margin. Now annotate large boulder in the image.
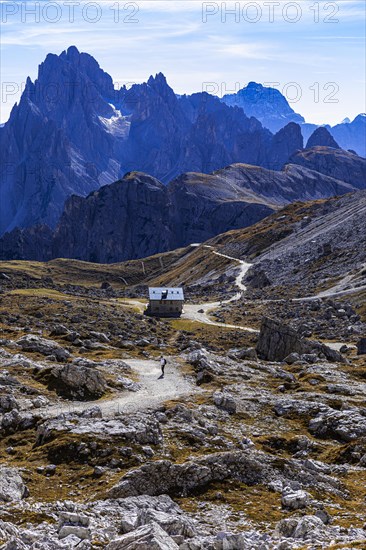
[17,335,70,362]
[212,392,237,414]
[48,364,107,400]
[309,409,366,442]
[0,467,28,502]
[256,317,346,363]
[275,515,325,540]
[281,489,310,510]
[106,522,179,550]
[107,450,273,499]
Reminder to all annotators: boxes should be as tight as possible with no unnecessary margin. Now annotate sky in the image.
[0,0,365,125]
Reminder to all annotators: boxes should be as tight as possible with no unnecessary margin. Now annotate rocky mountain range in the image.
[0,46,302,235]
[1,46,365,239]
[1,144,365,263]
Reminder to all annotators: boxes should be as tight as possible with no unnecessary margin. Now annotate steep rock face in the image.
[0,225,53,261]
[120,84,293,179]
[222,82,305,133]
[0,161,359,263]
[51,169,276,263]
[53,173,172,263]
[0,47,124,234]
[288,147,366,188]
[265,122,303,170]
[120,74,191,181]
[306,127,340,149]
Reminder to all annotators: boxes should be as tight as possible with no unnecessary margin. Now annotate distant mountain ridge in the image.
[221,82,366,156]
[222,81,305,133]
[1,146,364,263]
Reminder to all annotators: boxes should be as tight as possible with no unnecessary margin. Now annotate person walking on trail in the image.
[160,355,167,376]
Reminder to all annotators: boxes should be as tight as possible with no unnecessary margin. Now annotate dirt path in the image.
[183,249,258,333]
[42,358,195,419]
[297,269,366,302]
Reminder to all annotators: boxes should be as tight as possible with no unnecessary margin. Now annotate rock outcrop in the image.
[107,450,274,499]
[17,335,70,362]
[306,127,340,149]
[48,364,107,400]
[256,317,347,363]
[107,447,342,502]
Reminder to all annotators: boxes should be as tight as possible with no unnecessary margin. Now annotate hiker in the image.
[160,355,167,376]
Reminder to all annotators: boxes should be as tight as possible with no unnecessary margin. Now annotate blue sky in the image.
[1,0,365,125]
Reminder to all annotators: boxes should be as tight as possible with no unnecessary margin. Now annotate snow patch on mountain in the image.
[98,105,130,139]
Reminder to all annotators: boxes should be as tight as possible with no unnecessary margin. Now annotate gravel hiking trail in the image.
[42,358,195,419]
[183,249,258,333]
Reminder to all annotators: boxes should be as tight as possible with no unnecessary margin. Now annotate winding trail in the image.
[121,247,364,333]
[42,358,195,419]
[183,248,258,333]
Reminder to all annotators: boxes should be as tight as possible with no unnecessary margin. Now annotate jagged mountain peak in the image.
[353,113,366,122]
[147,72,168,86]
[246,81,263,88]
[60,44,81,59]
[241,81,286,99]
[35,46,115,105]
[144,72,176,101]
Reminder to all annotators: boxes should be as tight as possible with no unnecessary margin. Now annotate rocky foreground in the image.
[0,255,365,549]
